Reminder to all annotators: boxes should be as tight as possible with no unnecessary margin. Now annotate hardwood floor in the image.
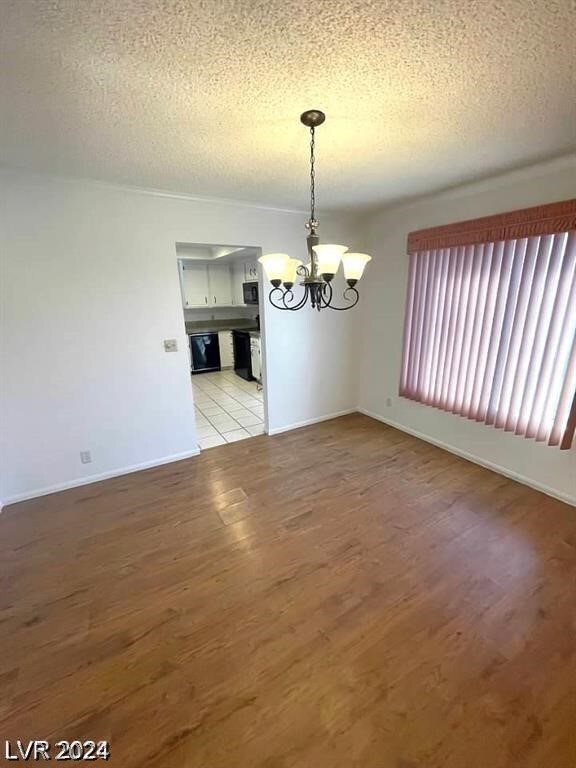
[1,414,575,767]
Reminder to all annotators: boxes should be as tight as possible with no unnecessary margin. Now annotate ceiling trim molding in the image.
[2,153,574,219]
[357,153,576,218]
[0,165,309,216]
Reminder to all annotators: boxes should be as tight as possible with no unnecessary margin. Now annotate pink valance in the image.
[407,198,576,254]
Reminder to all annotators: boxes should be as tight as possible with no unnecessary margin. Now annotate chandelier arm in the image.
[287,284,310,310]
[268,287,292,310]
[268,285,309,311]
[324,285,360,311]
[265,283,358,311]
[319,281,333,308]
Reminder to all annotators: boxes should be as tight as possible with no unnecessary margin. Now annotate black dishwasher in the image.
[232,330,252,381]
[189,332,221,374]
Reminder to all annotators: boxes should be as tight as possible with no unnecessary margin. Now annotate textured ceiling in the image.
[0,0,574,210]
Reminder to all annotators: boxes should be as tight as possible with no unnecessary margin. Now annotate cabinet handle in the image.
[205,296,207,304]
[214,296,216,304]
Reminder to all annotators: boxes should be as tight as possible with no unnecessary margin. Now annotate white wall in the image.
[0,170,360,503]
[5,160,572,507]
[357,156,576,505]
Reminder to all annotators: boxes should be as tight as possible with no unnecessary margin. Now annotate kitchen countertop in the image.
[185,320,259,335]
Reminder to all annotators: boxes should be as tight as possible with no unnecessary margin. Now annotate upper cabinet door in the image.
[244,261,258,281]
[180,262,209,307]
[232,262,245,305]
[208,263,233,306]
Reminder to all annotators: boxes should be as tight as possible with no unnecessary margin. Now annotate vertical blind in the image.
[400,200,576,450]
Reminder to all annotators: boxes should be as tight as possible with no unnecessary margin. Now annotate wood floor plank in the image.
[1,414,575,767]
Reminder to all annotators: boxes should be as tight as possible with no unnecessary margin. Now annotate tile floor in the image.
[192,370,265,450]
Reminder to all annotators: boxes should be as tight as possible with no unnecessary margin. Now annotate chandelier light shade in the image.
[312,244,348,280]
[259,253,290,285]
[259,110,371,311]
[282,258,303,288]
[341,252,372,283]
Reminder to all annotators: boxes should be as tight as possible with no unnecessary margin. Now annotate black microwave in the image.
[243,281,259,305]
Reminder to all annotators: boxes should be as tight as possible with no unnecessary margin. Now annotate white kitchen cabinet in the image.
[180,262,209,307]
[244,261,259,281]
[218,331,234,368]
[208,263,233,306]
[180,260,239,308]
[250,335,261,383]
[232,262,246,306]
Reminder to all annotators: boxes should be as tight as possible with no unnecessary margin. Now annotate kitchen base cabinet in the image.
[250,335,261,383]
[218,331,234,368]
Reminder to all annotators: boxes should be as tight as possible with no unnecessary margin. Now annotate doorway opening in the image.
[176,243,267,450]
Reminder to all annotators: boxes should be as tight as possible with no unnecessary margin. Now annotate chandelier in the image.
[258,110,371,311]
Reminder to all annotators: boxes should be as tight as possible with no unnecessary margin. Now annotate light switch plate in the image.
[163,339,178,352]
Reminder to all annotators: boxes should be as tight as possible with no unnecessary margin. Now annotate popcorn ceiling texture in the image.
[0,0,574,210]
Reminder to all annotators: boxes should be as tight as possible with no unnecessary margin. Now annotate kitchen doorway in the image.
[176,242,268,450]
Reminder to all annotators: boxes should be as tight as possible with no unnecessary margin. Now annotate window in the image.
[400,199,576,449]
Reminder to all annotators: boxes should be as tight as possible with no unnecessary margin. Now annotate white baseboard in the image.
[268,409,356,436]
[358,408,575,508]
[1,412,352,506]
[7,410,572,508]
[2,448,201,507]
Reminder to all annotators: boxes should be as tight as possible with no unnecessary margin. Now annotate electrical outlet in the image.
[386,397,392,407]
[80,450,92,464]
[163,339,178,353]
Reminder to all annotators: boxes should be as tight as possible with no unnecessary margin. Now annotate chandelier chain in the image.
[309,126,316,224]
